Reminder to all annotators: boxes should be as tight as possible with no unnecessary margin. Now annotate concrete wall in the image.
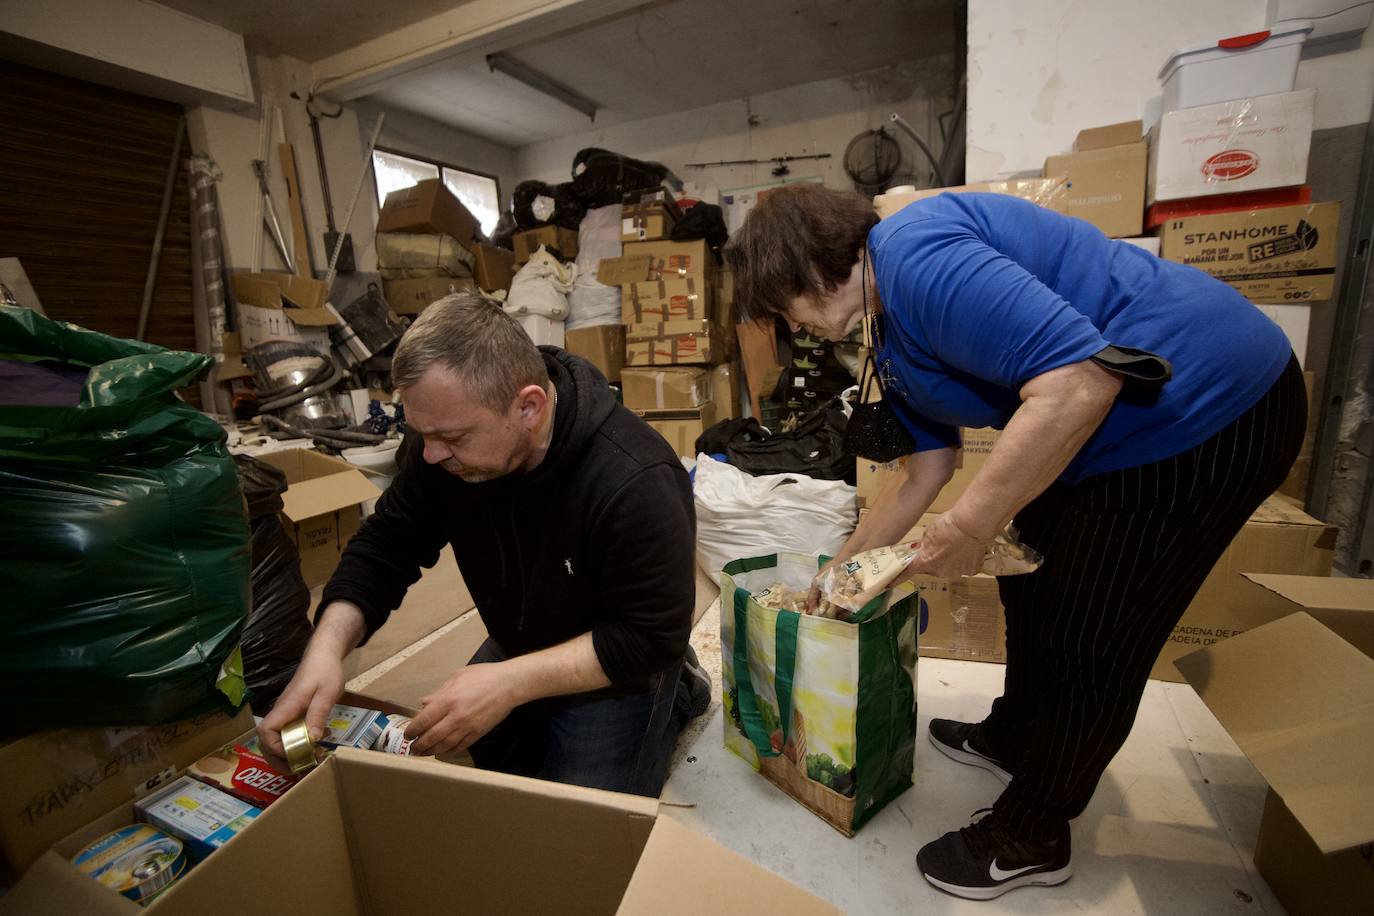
[966,0,1374,178]
[514,59,957,199]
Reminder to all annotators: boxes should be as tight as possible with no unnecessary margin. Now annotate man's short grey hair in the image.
[391,293,549,411]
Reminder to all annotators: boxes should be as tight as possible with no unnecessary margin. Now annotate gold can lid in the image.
[281,719,318,774]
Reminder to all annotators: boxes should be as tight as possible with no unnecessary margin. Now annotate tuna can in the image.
[73,824,187,905]
[280,718,319,774]
[372,715,414,756]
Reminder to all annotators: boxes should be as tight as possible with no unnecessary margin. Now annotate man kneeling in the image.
[260,295,701,796]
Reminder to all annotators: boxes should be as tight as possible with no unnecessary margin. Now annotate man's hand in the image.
[405,663,519,756]
[257,649,345,758]
[904,512,988,579]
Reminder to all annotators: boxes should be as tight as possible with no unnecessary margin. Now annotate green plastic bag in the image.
[0,307,250,728]
[721,551,921,836]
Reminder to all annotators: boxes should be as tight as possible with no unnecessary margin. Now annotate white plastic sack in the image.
[693,453,857,580]
[567,206,623,331]
[505,247,575,320]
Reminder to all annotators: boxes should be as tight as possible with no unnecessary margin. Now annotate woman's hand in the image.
[904,512,989,579]
[806,555,848,613]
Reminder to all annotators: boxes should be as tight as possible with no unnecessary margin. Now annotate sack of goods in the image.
[721,551,921,836]
[375,232,476,280]
[0,306,250,729]
[566,204,623,331]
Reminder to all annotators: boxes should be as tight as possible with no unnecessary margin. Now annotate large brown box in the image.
[513,226,579,264]
[0,706,252,878]
[1156,202,1341,304]
[253,450,382,589]
[625,320,725,367]
[622,239,713,283]
[471,243,516,291]
[564,324,625,383]
[855,428,1000,513]
[621,367,711,410]
[1,749,838,915]
[623,277,712,326]
[383,276,477,315]
[636,402,719,457]
[1176,579,1374,915]
[375,179,481,251]
[1043,141,1147,238]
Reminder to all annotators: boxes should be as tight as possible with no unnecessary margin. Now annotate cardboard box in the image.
[1175,585,1374,915]
[1150,496,1336,681]
[1043,141,1147,238]
[471,243,516,292]
[623,277,712,326]
[854,428,1000,513]
[735,318,781,420]
[375,179,481,250]
[383,276,478,316]
[564,323,626,383]
[1144,184,1312,230]
[710,363,740,420]
[231,273,337,352]
[0,705,252,878]
[714,268,735,332]
[513,226,578,265]
[253,449,382,590]
[597,254,655,287]
[623,239,713,283]
[637,402,719,457]
[1073,120,1142,152]
[1147,89,1315,205]
[918,573,1007,663]
[621,367,711,410]
[3,748,838,915]
[1157,202,1341,303]
[621,200,679,242]
[873,177,1069,219]
[625,320,725,367]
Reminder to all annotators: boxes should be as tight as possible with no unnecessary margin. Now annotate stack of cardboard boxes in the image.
[377,180,515,316]
[591,200,739,456]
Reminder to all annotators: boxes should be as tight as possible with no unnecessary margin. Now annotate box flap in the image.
[598,255,654,286]
[279,306,339,327]
[1074,119,1143,151]
[617,815,839,915]
[1175,612,1374,853]
[1240,573,1374,659]
[279,468,381,521]
[0,850,138,915]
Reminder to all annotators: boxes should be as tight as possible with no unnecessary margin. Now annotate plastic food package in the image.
[0,306,250,728]
[816,531,1042,618]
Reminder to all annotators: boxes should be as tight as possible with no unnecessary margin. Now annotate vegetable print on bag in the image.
[720,551,922,836]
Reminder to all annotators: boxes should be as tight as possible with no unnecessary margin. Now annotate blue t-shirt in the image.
[868,192,1292,482]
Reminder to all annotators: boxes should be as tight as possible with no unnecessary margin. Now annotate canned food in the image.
[74,825,187,905]
[280,718,318,774]
[372,715,414,755]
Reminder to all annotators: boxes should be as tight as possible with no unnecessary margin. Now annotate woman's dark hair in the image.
[723,184,879,323]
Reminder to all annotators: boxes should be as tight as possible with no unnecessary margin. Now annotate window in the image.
[373,148,501,237]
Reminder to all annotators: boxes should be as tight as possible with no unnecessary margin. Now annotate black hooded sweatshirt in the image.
[321,349,695,688]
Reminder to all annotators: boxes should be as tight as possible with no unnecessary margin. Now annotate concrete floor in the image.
[345,553,1286,914]
[665,598,1284,915]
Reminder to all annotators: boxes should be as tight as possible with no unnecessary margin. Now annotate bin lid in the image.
[1159,19,1313,80]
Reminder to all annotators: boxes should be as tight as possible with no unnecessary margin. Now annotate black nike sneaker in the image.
[917,809,1072,900]
[927,718,1013,785]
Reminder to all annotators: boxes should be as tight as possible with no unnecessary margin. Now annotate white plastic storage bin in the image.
[1159,20,1312,111]
[516,314,566,348]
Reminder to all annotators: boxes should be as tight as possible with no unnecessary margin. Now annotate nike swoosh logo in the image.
[963,739,986,758]
[989,859,1040,881]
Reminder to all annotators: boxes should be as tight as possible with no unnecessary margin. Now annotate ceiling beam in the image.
[310,0,650,101]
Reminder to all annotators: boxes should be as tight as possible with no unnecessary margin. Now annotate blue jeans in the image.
[466,638,682,797]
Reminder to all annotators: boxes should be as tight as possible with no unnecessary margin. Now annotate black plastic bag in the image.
[671,201,729,257]
[0,306,249,728]
[235,455,313,714]
[570,148,670,207]
[695,401,855,483]
[512,179,586,231]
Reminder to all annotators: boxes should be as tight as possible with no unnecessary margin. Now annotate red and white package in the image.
[188,737,301,808]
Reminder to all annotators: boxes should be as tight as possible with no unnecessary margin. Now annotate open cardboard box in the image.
[1175,574,1374,915]
[253,449,381,589]
[0,706,253,879]
[2,750,837,915]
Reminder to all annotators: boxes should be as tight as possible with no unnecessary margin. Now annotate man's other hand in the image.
[406,663,518,756]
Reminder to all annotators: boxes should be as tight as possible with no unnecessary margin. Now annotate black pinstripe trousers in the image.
[984,354,1307,841]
